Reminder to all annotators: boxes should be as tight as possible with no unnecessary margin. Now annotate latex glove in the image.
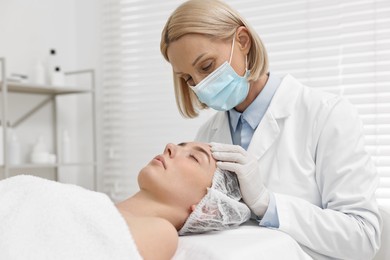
[211,142,270,217]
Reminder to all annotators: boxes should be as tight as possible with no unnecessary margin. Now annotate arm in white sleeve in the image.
[275,97,382,260]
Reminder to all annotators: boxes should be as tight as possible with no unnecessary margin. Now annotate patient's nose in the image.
[164,143,177,158]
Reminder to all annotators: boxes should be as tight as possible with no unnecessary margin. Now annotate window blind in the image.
[102,0,390,206]
[101,0,213,201]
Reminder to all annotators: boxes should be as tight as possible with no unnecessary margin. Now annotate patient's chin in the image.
[137,165,170,195]
[137,166,158,188]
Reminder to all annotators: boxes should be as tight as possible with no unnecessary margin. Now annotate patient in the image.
[0,142,249,260]
[116,142,251,259]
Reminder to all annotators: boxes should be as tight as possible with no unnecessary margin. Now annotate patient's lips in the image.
[153,155,166,169]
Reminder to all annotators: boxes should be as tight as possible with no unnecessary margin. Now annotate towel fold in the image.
[0,175,141,260]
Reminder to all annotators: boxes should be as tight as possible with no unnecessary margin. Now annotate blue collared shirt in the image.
[228,72,281,149]
[228,72,281,228]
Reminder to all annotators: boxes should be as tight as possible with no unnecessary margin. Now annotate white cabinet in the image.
[0,57,98,190]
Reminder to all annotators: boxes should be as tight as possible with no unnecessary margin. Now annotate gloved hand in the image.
[210,142,270,217]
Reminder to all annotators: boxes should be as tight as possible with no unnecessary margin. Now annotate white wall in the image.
[0,0,102,190]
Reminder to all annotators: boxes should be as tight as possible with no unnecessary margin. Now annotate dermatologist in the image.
[160,0,382,259]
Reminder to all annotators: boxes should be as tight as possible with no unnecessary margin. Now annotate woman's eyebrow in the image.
[178,142,211,164]
[173,53,208,75]
[192,53,207,66]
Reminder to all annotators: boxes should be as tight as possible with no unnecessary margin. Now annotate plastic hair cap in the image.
[178,168,251,235]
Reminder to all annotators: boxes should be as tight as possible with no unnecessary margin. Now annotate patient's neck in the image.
[115,191,188,230]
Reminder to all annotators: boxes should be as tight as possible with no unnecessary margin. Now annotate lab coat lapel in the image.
[210,112,233,144]
[248,74,300,159]
[248,112,279,159]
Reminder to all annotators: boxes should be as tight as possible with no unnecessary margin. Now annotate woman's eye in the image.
[189,154,199,163]
[202,63,212,72]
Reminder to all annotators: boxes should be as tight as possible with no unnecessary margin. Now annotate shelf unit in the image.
[0,57,98,190]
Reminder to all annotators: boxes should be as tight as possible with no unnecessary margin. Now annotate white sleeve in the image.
[275,98,382,260]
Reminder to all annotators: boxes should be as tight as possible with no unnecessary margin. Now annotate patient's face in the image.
[138,142,216,209]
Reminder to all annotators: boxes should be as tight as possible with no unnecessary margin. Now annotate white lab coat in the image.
[195,74,382,260]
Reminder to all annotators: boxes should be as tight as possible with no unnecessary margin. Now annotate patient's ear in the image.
[190,204,197,212]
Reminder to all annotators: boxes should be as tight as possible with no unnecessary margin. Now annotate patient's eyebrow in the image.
[178,142,211,164]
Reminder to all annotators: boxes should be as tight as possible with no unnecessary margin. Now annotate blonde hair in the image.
[161,0,269,118]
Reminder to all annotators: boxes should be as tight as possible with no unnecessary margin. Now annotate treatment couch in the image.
[174,205,390,260]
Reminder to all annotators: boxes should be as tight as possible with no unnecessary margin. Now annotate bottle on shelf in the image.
[51,67,65,86]
[48,49,58,73]
[30,135,55,164]
[48,49,65,86]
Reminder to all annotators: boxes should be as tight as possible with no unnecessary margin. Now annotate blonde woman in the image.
[160,0,382,259]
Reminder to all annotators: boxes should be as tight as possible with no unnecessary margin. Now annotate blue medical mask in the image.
[190,35,250,111]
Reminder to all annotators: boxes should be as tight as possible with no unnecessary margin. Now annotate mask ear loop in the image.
[229,33,248,68]
[230,32,249,76]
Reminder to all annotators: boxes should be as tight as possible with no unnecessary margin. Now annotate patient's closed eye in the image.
[178,142,211,165]
[189,154,199,163]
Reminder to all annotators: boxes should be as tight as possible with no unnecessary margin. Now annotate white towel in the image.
[0,175,142,260]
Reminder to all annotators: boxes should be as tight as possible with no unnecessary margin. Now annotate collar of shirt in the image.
[228,72,281,132]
